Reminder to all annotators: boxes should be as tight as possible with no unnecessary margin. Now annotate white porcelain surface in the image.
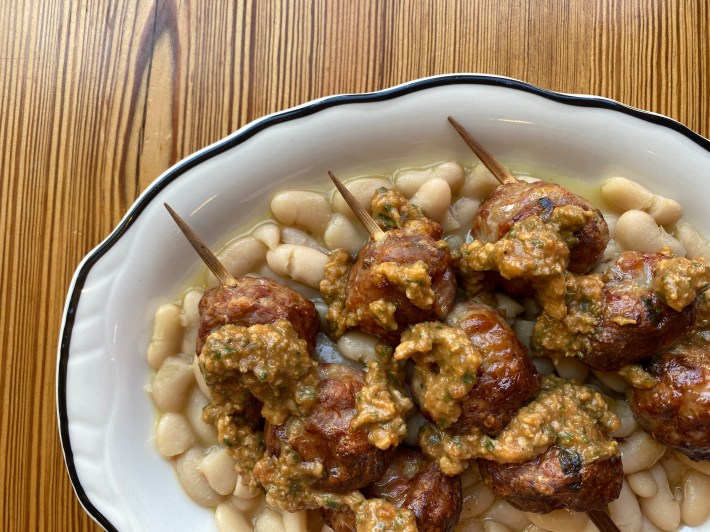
[57,74,710,531]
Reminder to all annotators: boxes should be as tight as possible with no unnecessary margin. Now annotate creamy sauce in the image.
[653,254,710,311]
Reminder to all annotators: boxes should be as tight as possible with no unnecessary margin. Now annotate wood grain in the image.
[0,0,708,529]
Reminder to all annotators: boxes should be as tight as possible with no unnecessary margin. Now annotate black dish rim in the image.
[56,73,710,531]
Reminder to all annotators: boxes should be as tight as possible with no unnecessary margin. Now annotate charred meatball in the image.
[322,448,462,532]
[473,180,609,273]
[478,444,623,513]
[197,276,320,353]
[445,302,541,435]
[345,228,456,344]
[264,364,393,493]
[630,342,710,460]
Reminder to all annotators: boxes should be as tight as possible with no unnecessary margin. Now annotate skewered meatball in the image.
[445,302,541,435]
[478,444,623,513]
[344,228,456,344]
[197,276,320,354]
[322,448,462,532]
[473,180,609,273]
[629,342,710,460]
[264,363,393,493]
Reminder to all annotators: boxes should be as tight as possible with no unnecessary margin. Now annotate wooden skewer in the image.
[588,509,621,532]
[447,116,518,185]
[328,171,386,241]
[164,203,238,287]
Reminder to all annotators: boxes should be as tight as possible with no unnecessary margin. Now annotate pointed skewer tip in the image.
[328,171,386,240]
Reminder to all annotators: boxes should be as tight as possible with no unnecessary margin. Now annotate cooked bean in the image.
[252,222,281,250]
[281,227,326,251]
[627,469,657,498]
[336,331,380,363]
[192,355,211,399]
[639,515,664,532]
[207,236,267,286]
[526,508,589,532]
[600,177,654,213]
[647,195,682,226]
[186,386,218,446]
[395,161,465,196]
[230,492,265,514]
[233,474,262,500]
[155,413,195,457]
[482,500,529,530]
[607,479,642,532]
[681,469,710,526]
[608,398,637,439]
[460,464,482,490]
[457,521,485,532]
[639,464,680,530]
[459,481,496,519]
[460,163,500,200]
[147,303,184,369]
[266,244,329,288]
[331,177,392,217]
[254,507,286,532]
[603,239,623,261]
[176,447,223,507]
[409,177,452,222]
[660,452,685,487]
[323,213,367,255]
[495,293,524,319]
[620,429,667,474]
[197,447,238,495]
[554,357,589,383]
[215,501,253,532]
[517,175,541,183]
[674,450,710,475]
[271,190,332,234]
[440,209,462,233]
[453,197,481,231]
[282,510,308,532]
[673,220,710,260]
[482,522,511,532]
[513,320,535,349]
[591,370,628,393]
[530,356,555,376]
[180,289,204,356]
[151,356,194,412]
[405,410,427,447]
[615,210,685,256]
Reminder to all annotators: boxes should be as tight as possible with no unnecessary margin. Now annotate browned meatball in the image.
[197,276,320,354]
[583,251,696,370]
[322,448,462,532]
[264,364,393,493]
[345,229,456,344]
[629,342,710,460]
[472,180,609,273]
[478,445,623,513]
[445,302,541,435]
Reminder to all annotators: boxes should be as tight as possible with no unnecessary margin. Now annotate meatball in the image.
[629,342,710,460]
[445,302,541,435]
[583,251,696,370]
[478,445,623,513]
[345,228,457,344]
[264,364,393,493]
[472,180,609,273]
[197,276,320,354]
[322,448,462,532]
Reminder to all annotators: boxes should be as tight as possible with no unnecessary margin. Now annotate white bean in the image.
[323,213,367,255]
[155,413,195,457]
[266,244,329,288]
[554,356,589,383]
[495,293,524,319]
[639,515,664,532]
[230,492,265,514]
[460,464,482,490]
[672,220,710,260]
[482,500,529,530]
[254,507,286,532]
[192,355,211,399]
[252,222,281,250]
[147,303,184,369]
[674,450,710,475]
[482,522,511,532]
[600,177,654,213]
[627,469,657,498]
[460,163,500,200]
[615,210,685,256]
[395,161,465,196]
[619,429,667,474]
[457,521,485,532]
[647,195,682,226]
[409,177,452,222]
[151,356,194,412]
[439,209,461,233]
[607,479,642,532]
[591,370,628,393]
[215,500,253,532]
[207,236,267,286]
[681,468,710,526]
[283,510,308,532]
[331,177,392,217]
[180,288,203,356]
[271,190,332,234]
[186,385,218,446]
[405,410,427,447]
[526,508,589,532]
[608,398,638,438]
[281,227,326,251]
[459,481,496,519]
[197,447,238,495]
[660,452,685,486]
[176,447,223,507]
[233,474,262,500]
[513,320,535,349]
[453,197,481,231]
[639,464,680,530]
[336,331,380,363]
[530,356,555,376]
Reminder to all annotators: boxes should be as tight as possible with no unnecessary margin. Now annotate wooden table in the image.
[1,1,708,530]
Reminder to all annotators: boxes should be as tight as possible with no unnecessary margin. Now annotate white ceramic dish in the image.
[57,74,710,531]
